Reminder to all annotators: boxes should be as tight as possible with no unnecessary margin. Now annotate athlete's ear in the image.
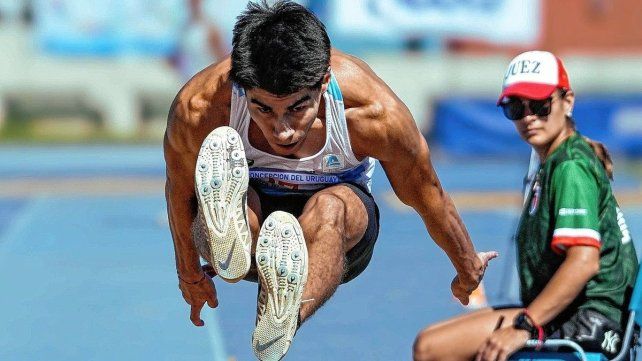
[320,68,331,93]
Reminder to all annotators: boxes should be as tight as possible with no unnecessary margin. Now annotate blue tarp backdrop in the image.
[430,95,642,157]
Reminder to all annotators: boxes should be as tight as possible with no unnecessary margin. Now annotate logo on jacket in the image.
[322,154,344,172]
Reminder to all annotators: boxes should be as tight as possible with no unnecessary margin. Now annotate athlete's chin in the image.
[272,149,296,157]
[270,142,300,156]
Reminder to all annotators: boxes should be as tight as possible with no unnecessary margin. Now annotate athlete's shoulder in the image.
[166,57,233,152]
[330,49,397,116]
[330,49,421,160]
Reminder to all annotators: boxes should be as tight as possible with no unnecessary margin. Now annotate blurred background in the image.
[1,0,641,360]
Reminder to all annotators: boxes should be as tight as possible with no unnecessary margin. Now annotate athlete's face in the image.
[509,90,575,155]
[245,77,329,156]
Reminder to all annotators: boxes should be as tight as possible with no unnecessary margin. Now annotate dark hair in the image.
[230,0,331,95]
[560,89,615,180]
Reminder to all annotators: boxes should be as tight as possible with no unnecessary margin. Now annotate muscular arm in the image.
[376,101,482,284]
[164,99,202,282]
[337,52,485,292]
[164,60,231,282]
[527,246,600,325]
[162,62,231,325]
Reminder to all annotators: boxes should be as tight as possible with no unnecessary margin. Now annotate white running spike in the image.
[195,126,251,283]
[253,211,308,361]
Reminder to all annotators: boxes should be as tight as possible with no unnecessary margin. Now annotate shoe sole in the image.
[252,211,308,361]
[195,126,250,283]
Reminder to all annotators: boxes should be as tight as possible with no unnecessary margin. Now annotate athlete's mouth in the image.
[275,141,298,149]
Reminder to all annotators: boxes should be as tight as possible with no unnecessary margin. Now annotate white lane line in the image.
[0,196,49,261]
[204,307,228,361]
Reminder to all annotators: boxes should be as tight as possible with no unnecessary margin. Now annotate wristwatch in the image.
[513,310,545,349]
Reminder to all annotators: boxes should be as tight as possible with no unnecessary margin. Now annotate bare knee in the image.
[413,327,440,361]
[307,192,346,218]
[301,192,346,233]
[301,188,369,247]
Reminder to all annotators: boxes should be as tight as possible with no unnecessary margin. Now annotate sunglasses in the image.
[499,97,553,121]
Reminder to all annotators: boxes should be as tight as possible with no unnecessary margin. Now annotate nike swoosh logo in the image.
[255,334,284,352]
[217,239,236,271]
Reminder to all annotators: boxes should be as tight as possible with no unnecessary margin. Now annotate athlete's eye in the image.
[291,106,305,113]
[257,107,271,114]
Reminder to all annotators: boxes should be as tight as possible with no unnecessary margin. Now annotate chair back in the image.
[628,263,642,326]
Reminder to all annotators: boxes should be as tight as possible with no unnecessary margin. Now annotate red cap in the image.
[498,51,570,104]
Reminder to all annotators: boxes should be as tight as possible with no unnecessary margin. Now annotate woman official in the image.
[412,51,638,361]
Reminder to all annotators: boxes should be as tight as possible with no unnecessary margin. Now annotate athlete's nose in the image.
[273,121,294,143]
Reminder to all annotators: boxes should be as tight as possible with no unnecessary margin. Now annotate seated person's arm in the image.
[528,159,602,325]
[475,245,600,361]
[526,245,599,326]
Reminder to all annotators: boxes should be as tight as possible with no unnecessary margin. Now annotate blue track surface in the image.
[1,146,641,360]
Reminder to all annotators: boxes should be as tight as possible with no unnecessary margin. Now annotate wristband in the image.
[178,273,205,285]
[513,309,545,350]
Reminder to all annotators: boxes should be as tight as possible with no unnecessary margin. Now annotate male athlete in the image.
[164,1,496,360]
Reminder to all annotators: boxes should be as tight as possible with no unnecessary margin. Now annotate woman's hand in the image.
[475,327,530,361]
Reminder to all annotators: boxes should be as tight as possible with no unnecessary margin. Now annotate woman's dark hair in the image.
[230,0,331,95]
[562,90,615,179]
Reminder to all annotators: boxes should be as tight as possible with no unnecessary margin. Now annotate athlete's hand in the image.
[475,327,529,361]
[451,251,499,305]
[178,272,218,327]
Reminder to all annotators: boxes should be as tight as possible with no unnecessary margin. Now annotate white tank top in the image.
[229,74,376,195]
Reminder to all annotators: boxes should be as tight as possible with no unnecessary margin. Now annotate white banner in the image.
[327,0,540,45]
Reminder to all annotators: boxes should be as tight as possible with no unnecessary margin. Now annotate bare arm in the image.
[164,116,201,282]
[476,246,599,361]
[334,52,495,302]
[527,246,600,325]
[379,102,485,291]
[164,96,219,326]
[163,64,231,280]
[347,81,492,302]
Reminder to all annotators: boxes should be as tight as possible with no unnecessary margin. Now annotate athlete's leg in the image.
[413,307,522,361]
[246,186,262,250]
[297,184,369,322]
